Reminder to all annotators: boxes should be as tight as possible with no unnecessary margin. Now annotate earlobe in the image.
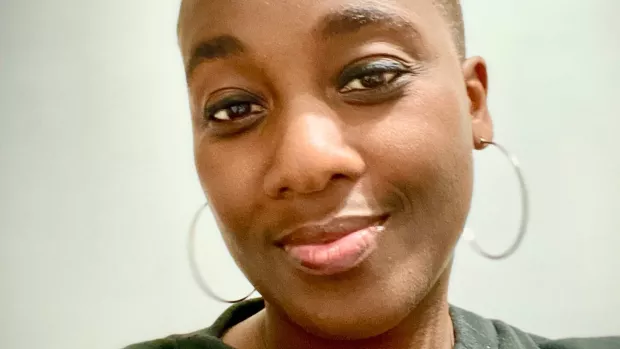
[462,56,493,150]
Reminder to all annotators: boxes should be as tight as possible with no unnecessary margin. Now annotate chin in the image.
[293,298,411,340]
[270,258,441,340]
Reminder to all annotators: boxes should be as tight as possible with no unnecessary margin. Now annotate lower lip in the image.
[282,224,384,276]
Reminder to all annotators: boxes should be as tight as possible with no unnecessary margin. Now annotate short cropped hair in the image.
[178,0,466,58]
[434,0,465,58]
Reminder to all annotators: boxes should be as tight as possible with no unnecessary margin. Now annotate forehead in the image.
[178,0,447,57]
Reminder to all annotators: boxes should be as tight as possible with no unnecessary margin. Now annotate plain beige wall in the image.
[1,1,619,348]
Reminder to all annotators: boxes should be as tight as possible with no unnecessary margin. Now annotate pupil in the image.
[230,103,250,117]
[361,74,385,88]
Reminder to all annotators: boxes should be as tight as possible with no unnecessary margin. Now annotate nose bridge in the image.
[278,95,340,156]
[263,94,365,197]
[274,95,345,176]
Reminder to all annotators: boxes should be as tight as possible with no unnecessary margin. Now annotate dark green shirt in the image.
[125,299,619,349]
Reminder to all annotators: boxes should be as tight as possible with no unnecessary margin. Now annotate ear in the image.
[462,56,493,150]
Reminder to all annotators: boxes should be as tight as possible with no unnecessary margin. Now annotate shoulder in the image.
[123,338,177,349]
[492,320,620,349]
[492,317,620,349]
[450,306,619,349]
[123,331,227,349]
[533,337,620,349]
[122,299,265,349]
[491,316,620,349]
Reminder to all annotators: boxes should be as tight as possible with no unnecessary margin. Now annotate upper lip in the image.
[275,214,388,247]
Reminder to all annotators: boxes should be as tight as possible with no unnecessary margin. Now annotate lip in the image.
[276,215,388,246]
[276,214,388,276]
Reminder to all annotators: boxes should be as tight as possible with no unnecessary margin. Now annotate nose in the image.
[263,100,366,198]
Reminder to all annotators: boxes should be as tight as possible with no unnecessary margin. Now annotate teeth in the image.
[374,225,386,233]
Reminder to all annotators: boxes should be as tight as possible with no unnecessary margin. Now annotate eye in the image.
[340,71,399,93]
[337,58,412,94]
[210,102,265,121]
[204,93,267,123]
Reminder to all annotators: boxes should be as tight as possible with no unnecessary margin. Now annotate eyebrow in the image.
[185,35,245,79]
[317,6,422,40]
[184,6,422,79]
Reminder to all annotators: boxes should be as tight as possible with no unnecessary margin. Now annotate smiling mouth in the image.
[276,214,389,276]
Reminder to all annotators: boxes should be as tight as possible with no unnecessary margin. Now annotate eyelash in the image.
[204,94,265,123]
[201,58,415,130]
[337,59,413,93]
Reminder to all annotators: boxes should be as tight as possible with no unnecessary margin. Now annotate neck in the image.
[261,268,454,349]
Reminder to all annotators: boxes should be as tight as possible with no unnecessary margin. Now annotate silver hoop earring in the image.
[188,202,256,303]
[464,139,530,260]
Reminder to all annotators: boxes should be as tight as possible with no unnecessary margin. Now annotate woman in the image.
[127,0,618,348]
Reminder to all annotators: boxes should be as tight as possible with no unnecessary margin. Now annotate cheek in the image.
[193,138,271,280]
[193,135,266,238]
[364,80,474,233]
[368,80,471,178]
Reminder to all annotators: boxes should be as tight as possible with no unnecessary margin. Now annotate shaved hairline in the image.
[177,0,466,58]
[434,0,465,58]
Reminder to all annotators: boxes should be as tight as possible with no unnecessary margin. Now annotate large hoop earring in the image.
[188,202,256,303]
[464,139,530,260]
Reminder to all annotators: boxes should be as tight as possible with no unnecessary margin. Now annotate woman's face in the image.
[179,0,491,339]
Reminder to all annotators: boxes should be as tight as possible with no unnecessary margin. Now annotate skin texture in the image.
[177,0,493,348]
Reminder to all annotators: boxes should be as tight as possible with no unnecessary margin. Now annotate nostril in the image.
[331,173,347,181]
